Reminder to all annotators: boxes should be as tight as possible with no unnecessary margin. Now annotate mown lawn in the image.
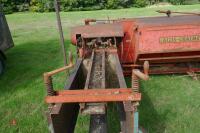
[0,4,200,133]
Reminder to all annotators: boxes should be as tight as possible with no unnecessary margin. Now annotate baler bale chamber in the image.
[120,15,200,75]
[43,13,200,133]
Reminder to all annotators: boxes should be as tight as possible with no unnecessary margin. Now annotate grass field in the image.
[0,4,200,133]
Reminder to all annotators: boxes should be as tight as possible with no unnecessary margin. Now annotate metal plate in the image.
[135,15,200,27]
[71,23,124,38]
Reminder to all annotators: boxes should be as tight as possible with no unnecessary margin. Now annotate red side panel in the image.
[138,25,200,54]
[119,21,135,63]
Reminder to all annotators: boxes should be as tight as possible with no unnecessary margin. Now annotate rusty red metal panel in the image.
[137,26,200,55]
[134,15,200,27]
[57,88,132,95]
[119,21,136,63]
[116,15,200,65]
[71,23,124,45]
[47,59,84,133]
[46,89,141,104]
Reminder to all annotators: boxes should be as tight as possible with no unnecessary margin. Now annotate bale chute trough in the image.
[43,13,200,133]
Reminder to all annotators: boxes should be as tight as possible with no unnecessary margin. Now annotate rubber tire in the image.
[0,57,5,75]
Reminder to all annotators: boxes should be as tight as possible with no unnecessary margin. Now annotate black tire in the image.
[0,57,5,75]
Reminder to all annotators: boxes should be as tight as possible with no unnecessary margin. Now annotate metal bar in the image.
[139,55,200,61]
[132,69,149,81]
[57,88,132,95]
[114,53,128,88]
[45,64,73,77]
[46,92,141,103]
[80,51,95,110]
[157,10,200,16]
[43,59,74,97]
[84,51,95,89]
[113,52,135,133]
[54,0,67,66]
[125,111,134,133]
[134,112,139,133]
[102,50,106,89]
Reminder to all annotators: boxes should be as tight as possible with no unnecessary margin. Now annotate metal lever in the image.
[43,51,74,96]
[157,10,200,17]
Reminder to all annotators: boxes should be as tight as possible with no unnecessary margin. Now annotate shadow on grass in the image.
[0,39,74,96]
[126,77,167,133]
[139,88,167,133]
[107,103,121,133]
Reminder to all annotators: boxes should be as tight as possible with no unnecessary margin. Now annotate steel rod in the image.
[54,0,67,66]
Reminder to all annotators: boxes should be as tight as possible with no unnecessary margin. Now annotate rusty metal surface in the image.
[84,51,95,89]
[81,104,106,115]
[118,15,200,68]
[134,15,200,27]
[112,52,138,133]
[46,89,141,103]
[49,103,79,133]
[81,50,107,115]
[131,16,200,66]
[45,50,142,133]
[85,50,107,133]
[47,50,141,133]
[139,55,200,63]
[89,114,107,133]
[137,29,200,56]
[57,88,133,95]
[71,23,124,38]
[47,59,84,133]
[123,62,200,75]
[43,54,74,98]
[156,10,200,17]
[0,13,14,51]
[114,53,128,133]
[115,15,200,75]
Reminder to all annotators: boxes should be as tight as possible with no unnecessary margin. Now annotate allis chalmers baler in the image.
[43,12,200,133]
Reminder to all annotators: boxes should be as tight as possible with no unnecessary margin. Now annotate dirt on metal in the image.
[89,52,103,89]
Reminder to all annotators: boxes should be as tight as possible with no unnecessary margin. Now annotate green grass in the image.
[0,4,200,133]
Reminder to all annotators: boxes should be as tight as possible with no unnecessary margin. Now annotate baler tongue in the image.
[44,49,147,133]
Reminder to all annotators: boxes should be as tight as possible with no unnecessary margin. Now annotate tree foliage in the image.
[0,0,199,13]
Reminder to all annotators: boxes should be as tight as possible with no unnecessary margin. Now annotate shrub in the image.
[106,0,121,9]
[106,0,132,9]
[2,5,13,14]
[17,4,30,12]
[1,0,14,14]
[167,0,185,5]
[1,0,199,13]
[60,0,79,11]
[133,0,148,7]
[30,0,54,12]
[183,0,200,4]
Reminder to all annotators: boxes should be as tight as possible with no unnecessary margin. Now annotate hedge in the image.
[1,0,199,14]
